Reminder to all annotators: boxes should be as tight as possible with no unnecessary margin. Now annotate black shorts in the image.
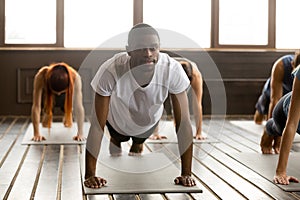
[106,121,159,144]
[265,94,286,137]
[265,92,300,136]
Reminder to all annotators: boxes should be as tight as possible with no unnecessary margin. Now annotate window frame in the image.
[0,0,277,49]
[0,0,64,47]
[211,0,276,49]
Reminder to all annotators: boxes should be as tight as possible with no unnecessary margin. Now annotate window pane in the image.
[64,0,133,48]
[219,0,268,45]
[5,0,56,44]
[143,0,211,48]
[276,0,300,49]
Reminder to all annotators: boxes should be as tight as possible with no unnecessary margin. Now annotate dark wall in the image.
[0,49,292,116]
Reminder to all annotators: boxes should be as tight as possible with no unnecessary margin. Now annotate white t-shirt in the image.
[91,52,190,136]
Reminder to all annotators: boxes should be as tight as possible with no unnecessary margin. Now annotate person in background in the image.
[31,62,85,141]
[84,23,196,189]
[150,57,204,140]
[260,64,300,155]
[254,53,300,125]
[264,64,300,185]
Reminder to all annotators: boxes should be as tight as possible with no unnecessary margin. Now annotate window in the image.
[143,0,211,48]
[1,0,299,49]
[5,0,56,44]
[218,0,269,46]
[276,0,300,49]
[64,0,133,48]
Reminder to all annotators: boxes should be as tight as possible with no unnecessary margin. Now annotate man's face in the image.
[128,34,160,69]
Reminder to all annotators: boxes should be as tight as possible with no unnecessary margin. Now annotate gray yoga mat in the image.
[145,121,219,144]
[83,153,203,194]
[230,152,300,191]
[22,122,90,145]
[229,120,265,136]
[229,120,300,143]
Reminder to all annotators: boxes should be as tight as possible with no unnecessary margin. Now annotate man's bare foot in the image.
[129,143,143,156]
[260,129,274,154]
[273,136,282,154]
[109,138,122,156]
[254,110,264,125]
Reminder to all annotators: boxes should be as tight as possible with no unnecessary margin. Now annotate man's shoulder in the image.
[105,52,129,68]
[158,53,181,68]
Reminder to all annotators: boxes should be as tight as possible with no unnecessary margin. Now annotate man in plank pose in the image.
[84,23,196,188]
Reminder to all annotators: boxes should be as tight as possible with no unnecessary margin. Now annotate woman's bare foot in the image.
[109,137,122,156]
[260,129,274,154]
[129,143,143,156]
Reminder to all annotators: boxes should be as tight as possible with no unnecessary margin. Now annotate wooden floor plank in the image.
[0,117,17,140]
[61,145,84,200]
[0,127,29,199]
[0,135,21,167]
[2,116,300,199]
[164,193,194,200]
[146,143,221,200]
[87,194,112,200]
[202,121,256,153]
[200,143,297,200]
[220,123,261,152]
[0,117,28,166]
[138,193,166,200]
[162,143,247,200]
[34,145,61,200]
[7,145,44,200]
[113,194,137,200]
[193,144,272,200]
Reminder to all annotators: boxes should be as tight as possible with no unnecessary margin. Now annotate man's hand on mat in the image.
[149,134,167,140]
[32,135,46,142]
[174,175,196,187]
[84,176,107,188]
[73,134,86,141]
[273,174,299,185]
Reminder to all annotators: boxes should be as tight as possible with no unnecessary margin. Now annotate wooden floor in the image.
[1,116,300,200]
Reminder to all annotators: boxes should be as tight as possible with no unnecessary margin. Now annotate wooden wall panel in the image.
[17,68,37,103]
[0,49,294,115]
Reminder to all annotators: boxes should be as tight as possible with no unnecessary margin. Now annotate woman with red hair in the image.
[31,62,85,141]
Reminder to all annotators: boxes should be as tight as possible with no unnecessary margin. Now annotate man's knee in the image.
[265,119,282,137]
